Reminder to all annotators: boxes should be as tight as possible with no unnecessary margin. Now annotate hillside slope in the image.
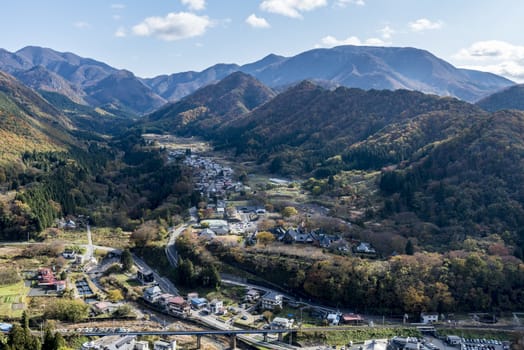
[0,71,73,164]
[144,72,275,135]
[476,84,524,111]
[379,110,524,247]
[84,70,166,114]
[216,81,482,176]
[13,65,86,104]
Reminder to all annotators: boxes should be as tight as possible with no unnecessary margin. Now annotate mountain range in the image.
[0,45,515,115]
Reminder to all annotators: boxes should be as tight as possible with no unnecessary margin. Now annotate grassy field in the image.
[0,280,29,318]
[91,227,131,250]
[296,327,421,346]
[44,229,88,245]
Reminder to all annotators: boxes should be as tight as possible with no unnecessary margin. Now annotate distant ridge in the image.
[0,45,515,116]
[145,45,514,103]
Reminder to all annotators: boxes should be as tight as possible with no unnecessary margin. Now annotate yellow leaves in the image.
[401,284,430,313]
[107,289,124,302]
[256,231,274,247]
[179,106,208,125]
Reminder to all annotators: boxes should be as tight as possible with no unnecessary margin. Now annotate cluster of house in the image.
[175,152,241,200]
[250,226,377,255]
[143,286,191,317]
[142,285,289,319]
[37,267,66,292]
[81,335,176,350]
[199,219,230,236]
[323,312,364,326]
[62,249,85,265]
[142,287,230,317]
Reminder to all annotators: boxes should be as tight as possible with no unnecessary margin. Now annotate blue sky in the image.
[2,0,524,81]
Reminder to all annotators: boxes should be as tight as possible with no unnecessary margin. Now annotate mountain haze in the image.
[14,46,116,87]
[146,45,514,103]
[84,70,166,114]
[142,63,240,102]
[0,45,514,118]
[13,65,86,104]
[0,46,163,115]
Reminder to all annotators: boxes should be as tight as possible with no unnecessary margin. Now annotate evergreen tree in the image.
[6,324,26,350]
[121,249,134,272]
[52,332,65,350]
[42,327,54,350]
[405,239,414,255]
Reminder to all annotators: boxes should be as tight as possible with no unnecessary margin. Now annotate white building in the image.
[154,340,176,350]
[261,292,283,310]
[327,313,341,325]
[421,313,439,324]
[271,317,293,329]
[209,299,224,314]
[135,341,150,350]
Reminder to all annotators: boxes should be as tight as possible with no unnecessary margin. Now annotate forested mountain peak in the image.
[214,81,482,176]
[83,69,166,115]
[143,72,275,135]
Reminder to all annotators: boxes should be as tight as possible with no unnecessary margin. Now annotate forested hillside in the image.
[0,71,73,166]
[379,110,524,254]
[144,72,276,136]
[476,84,524,112]
[215,81,483,177]
[0,71,197,241]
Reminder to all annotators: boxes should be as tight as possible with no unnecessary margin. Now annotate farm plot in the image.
[0,281,29,318]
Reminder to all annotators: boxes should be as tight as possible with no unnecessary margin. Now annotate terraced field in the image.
[0,280,28,318]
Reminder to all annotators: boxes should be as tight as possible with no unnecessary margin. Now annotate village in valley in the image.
[0,135,519,350]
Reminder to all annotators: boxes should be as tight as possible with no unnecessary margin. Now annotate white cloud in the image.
[365,37,386,46]
[454,40,524,61]
[181,0,206,11]
[246,14,271,28]
[260,0,327,19]
[114,27,126,38]
[335,0,365,7]
[453,40,524,82]
[132,12,211,41]
[380,25,394,40]
[318,35,385,48]
[111,4,125,9]
[74,21,90,29]
[463,62,524,82]
[409,18,443,32]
